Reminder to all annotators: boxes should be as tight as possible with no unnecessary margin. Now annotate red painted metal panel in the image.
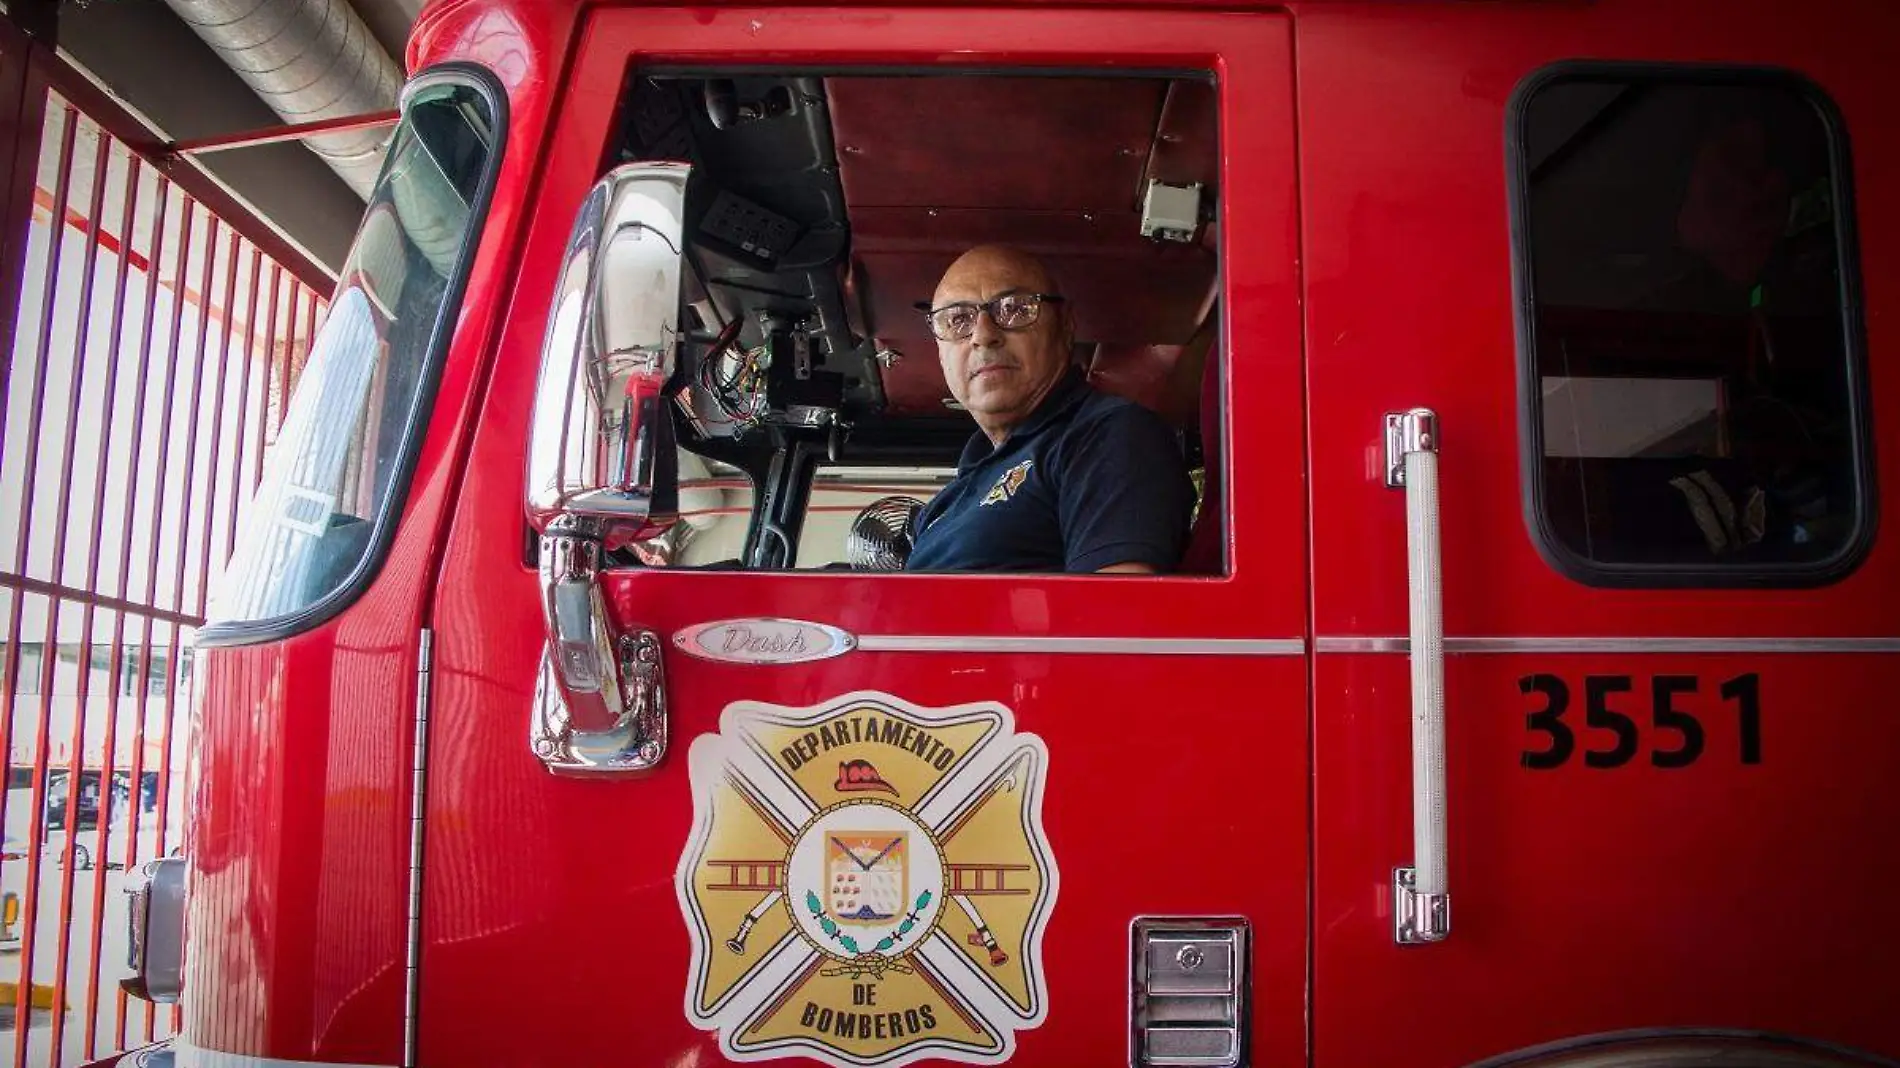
[1298,1,1900,1064]
[1316,654,1900,1065]
[415,7,1306,1068]
[107,3,1900,1068]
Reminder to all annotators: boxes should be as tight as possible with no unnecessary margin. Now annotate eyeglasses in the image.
[915,292,1063,342]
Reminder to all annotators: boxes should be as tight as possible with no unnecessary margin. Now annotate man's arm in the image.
[1056,402,1198,573]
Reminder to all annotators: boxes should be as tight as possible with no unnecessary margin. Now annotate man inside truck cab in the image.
[1643,109,1846,557]
[904,245,1197,573]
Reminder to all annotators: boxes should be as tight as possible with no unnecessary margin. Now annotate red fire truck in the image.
[96,0,1898,1065]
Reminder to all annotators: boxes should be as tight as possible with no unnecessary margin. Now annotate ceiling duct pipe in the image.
[160,0,403,200]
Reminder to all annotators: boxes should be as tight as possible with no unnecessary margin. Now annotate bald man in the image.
[904,246,1197,573]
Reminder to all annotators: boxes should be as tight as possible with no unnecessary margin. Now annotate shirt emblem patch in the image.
[981,460,1034,507]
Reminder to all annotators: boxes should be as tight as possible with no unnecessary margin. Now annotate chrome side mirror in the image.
[524,162,689,775]
[122,856,187,1003]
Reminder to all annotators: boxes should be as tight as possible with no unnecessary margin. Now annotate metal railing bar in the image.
[169,213,219,619]
[72,150,147,1061]
[145,209,219,1046]
[276,281,298,435]
[301,282,320,403]
[226,244,262,554]
[0,571,205,629]
[0,25,53,437]
[105,172,173,1052]
[145,615,185,1045]
[0,99,77,907]
[46,121,127,1068]
[121,194,198,1048]
[14,111,111,1068]
[142,197,197,619]
[31,184,269,344]
[165,108,399,156]
[0,51,336,1056]
[27,48,336,294]
[255,261,282,482]
[32,186,153,273]
[193,228,241,617]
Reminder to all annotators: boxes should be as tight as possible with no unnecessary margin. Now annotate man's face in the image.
[931,249,1073,438]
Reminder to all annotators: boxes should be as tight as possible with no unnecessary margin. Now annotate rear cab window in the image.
[1510,65,1873,586]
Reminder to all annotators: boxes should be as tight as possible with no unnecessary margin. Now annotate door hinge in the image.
[406,625,434,1067]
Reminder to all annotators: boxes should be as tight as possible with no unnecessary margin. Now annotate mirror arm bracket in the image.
[531,522,667,775]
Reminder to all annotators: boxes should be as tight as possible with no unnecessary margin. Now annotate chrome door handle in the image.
[530,519,668,774]
[1385,408,1449,943]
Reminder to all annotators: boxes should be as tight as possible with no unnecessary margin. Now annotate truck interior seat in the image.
[1082,333,1222,574]
[1083,342,1196,428]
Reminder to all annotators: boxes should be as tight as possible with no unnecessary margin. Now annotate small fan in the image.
[846,496,926,570]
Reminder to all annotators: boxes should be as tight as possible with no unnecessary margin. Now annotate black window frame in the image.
[1507,60,1876,589]
[195,62,509,647]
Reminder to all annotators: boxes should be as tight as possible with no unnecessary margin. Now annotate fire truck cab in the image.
[101,1,1899,1066]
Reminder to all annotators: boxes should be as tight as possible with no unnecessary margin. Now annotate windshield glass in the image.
[205,78,497,631]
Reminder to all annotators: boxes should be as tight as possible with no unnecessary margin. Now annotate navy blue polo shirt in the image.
[905,371,1196,573]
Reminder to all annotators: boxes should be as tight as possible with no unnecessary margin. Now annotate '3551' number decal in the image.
[1520,673,1761,770]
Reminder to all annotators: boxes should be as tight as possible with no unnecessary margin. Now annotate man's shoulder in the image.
[1044,384,1189,486]
[1064,384,1183,441]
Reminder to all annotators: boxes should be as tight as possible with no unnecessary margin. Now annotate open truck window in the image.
[614,71,1223,574]
[1512,67,1872,586]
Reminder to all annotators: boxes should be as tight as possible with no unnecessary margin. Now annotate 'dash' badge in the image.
[677,693,1057,1066]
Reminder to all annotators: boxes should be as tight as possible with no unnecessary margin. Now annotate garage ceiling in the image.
[54,0,425,273]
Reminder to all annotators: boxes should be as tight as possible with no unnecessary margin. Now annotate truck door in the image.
[419,9,1309,1067]
[1301,3,1899,1065]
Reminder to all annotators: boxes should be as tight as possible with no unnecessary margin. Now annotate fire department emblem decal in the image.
[678,692,1057,1066]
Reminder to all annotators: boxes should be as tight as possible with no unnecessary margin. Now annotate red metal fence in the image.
[0,20,334,1065]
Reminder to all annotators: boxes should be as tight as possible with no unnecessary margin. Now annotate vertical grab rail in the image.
[1385,409,1450,944]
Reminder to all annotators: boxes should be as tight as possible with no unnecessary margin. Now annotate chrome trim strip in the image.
[1316,636,1900,655]
[853,636,1305,655]
[404,628,432,1068]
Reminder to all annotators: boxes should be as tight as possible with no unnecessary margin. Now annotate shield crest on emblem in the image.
[827,832,908,925]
